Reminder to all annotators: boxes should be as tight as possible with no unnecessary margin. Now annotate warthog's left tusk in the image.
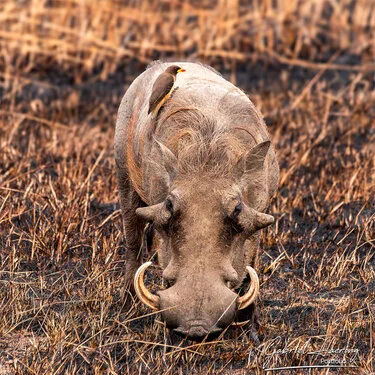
[134,261,160,310]
[237,266,260,310]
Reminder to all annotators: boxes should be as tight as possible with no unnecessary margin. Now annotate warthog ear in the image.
[233,141,270,180]
[136,202,164,222]
[239,204,275,234]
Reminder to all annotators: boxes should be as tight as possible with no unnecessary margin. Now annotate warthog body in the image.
[115,61,279,340]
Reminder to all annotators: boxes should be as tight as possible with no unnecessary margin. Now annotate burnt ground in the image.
[0,56,374,374]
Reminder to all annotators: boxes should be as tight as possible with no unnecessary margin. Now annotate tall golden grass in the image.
[1,0,375,82]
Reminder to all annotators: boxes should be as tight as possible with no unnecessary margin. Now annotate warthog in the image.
[115,61,279,341]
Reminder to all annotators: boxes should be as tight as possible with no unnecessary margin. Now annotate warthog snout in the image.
[134,262,259,340]
[158,280,238,340]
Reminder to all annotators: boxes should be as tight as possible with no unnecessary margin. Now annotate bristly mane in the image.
[127,89,263,202]
[156,97,254,177]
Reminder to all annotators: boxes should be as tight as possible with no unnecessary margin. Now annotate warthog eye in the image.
[223,202,243,237]
[165,198,173,214]
[232,203,242,219]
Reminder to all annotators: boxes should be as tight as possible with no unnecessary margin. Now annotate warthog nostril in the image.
[174,322,222,340]
[174,325,207,338]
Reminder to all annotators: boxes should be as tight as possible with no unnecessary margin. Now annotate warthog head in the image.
[134,126,274,341]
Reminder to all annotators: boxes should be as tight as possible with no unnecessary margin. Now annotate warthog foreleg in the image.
[117,169,146,306]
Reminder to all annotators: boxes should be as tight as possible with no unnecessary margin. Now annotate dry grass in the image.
[1,0,375,80]
[0,0,374,374]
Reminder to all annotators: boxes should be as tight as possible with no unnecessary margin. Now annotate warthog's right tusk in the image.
[134,261,160,310]
[237,266,260,310]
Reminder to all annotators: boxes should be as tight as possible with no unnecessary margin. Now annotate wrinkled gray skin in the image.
[115,61,279,341]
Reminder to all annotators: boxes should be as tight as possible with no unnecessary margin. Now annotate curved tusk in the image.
[237,266,260,310]
[134,261,160,310]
